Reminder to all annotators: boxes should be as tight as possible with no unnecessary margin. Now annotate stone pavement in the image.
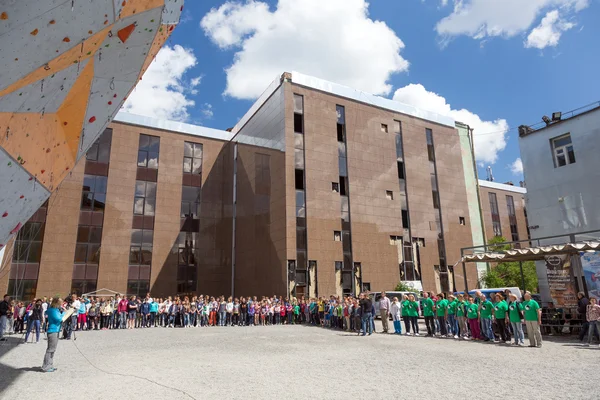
[0,322,596,400]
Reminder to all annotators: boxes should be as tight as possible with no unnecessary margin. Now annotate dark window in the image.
[138,134,160,169]
[397,161,405,179]
[432,190,440,209]
[386,190,393,200]
[296,227,307,250]
[506,195,516,216]
[294,114,303,134]
[86,129,112,163]
[459,217,466,225]
[130,229,153,266]
[381,124,388,133]
[335,261,343,271]
[181,186,201,218]
[334,231,341,241]
[489,192,502,236]
[339,176,348,196]
[401,210,410,228]
[337,124,345,142]
[332,182,339,193]
[75,225,102,265]
[295,169,304,190]
[81,175,107,212]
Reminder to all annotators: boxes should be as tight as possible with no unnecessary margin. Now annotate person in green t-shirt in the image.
[466,296,481,340]
[407,294,420,336]
[455,294,468,339]
[422,293,435,337]
[435,294,449,337]
[447,295,458,338]
[522,292,542,348]
[493,293,509,343]
[508,293,525,346]
[401,295,410,335]
[479,295,495,342]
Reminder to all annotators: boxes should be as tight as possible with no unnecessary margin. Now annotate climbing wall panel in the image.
[0,0,184,248]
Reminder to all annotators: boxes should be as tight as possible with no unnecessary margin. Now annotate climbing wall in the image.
[0,0,184,249]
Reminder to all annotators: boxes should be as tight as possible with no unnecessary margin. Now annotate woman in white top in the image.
[390,297,402,335]
[226,297,234,326]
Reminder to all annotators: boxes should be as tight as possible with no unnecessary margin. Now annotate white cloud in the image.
[393,84,508,165]
[201,0,409,99]
[525,10,574,49]
[200,103,214,119]
[123,45,197,121]
[510,158,524,175]
[436,0,588,46]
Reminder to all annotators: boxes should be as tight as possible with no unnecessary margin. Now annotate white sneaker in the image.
[463,336,470,340]
[454,335,459,339]
[414,333,420,336]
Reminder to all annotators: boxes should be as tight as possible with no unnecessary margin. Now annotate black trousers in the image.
[496,319,509,341]
[403,316,411,333]
[425,316,435,335]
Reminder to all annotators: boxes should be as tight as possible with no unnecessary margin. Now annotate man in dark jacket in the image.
[359,294,372,336]
[0,294,10,341]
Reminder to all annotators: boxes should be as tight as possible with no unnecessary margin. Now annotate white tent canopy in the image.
[82,288,126,297]
[462,240,600,263]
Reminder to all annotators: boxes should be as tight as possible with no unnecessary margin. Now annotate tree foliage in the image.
[394,282,420,293]
[482,236,539,292]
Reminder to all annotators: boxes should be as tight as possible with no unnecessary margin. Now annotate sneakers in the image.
[43,368,57,373]
[454,335,459,339]
[414,333,420,336]
[582,343,590,347]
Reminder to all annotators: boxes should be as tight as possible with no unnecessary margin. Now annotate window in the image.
[294,148,304,169]
[133,181,157,216]
[296,227,307,250]
[394,120,402,134]
[390,235,402,245]
[432,190,440,209]
[295,190,305,218]
[386,190,394,200]
[506,195,516,216]
[401,209,410,228]
[183,142,203,174]
[81,175,108,212]
[334,231,342,241]
[426,128,435,162]
[295,169,304,190]
[337,124,345,142]
[294,114,304,134]
[413,237,425,247]
[459,217,465,225]
[339,176,348,196]
[489,192,502,236]
[293,94,304,114]
[86,129,112,163]
[507,195,519,242]
[130,229,153,266]
[137,134,160,169]
[332,182,339,193]
[335,261,343,271]
[381,124,388,133]
[75,225,102,264]
[12,222,45,263]
[397,161,405,179]
[181,186,201,218]
[552,133,575,167]
[337,105,345,142]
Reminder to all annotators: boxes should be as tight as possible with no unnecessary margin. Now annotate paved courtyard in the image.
[0,322,596,400]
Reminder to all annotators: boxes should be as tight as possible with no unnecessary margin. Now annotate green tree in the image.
[482,236,538,292]
[394,282,420,293]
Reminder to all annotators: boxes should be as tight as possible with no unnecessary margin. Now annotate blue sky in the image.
[123,0,600,184]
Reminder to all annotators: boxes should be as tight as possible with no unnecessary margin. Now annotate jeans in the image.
[42,333,59,371]
[168,314,176,326]
[579,321,589,341]
[437,316,448,335]
[240,312,247,326]
[361,312,373,335]
[150,312,157,327]
[481,318,494,340]
[219,311,226,326]
[119,312,127,329]
[424,316,435,335]
[448,314,458,336]
[458,316,468,337]
[511,321,524,344]
[0,315,6,338]
[587,321,600,344]
[25,320,41,342]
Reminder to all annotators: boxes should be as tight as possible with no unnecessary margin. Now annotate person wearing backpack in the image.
[508,293,525,346]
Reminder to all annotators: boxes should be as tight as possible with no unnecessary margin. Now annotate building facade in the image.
[0,72,484,300]
[478,180,528,245]
[519,104,600,302]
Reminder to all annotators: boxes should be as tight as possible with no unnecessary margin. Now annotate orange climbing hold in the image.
[118,23,136,43]
[31,28,39,36]
[49,19,56,25]
[63,37,70,42]
[122,1,127,6]
[1,12,8,20]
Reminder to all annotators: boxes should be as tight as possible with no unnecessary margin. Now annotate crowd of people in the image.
[2,289,600,371]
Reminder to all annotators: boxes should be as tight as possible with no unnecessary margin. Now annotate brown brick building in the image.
[478,180,529,245]
[0,72,488,300]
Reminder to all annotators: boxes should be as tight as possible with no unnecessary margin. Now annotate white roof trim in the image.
[114,112,233,142]
[291,71,456,128]
[478,179,527,194]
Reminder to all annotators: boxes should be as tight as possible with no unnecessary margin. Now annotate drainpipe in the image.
[468,126,489,282]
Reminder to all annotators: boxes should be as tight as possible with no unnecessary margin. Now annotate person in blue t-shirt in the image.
[42,298,64,372]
